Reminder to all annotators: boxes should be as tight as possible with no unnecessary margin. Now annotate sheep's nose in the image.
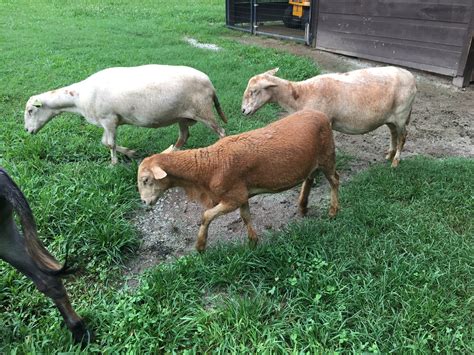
[25,128,28,132]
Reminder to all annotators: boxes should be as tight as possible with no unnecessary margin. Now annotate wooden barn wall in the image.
[314,0,474,77]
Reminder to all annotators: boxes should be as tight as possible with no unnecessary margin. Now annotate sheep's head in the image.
[137,162,168,206]
[241,68,279,116]
[137,147,175,206]
[24,96,56,134]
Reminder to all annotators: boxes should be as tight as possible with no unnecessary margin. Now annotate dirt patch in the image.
[127,175,336,286]
[125,36,473,285]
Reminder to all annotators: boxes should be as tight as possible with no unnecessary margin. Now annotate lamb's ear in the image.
[264,68,279,76]
[151,165,167,180]
[32,99,42,107]
[161,145,175,154]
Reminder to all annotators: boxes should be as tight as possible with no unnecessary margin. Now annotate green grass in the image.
[1,0,473,353]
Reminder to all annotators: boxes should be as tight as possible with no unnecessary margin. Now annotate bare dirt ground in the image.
[126,36,473,282]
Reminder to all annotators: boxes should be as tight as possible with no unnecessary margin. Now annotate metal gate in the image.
[226,0,253,32]
[226,0,313,44]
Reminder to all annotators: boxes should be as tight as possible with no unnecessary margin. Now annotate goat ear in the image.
[151,165,167,180]
[161,145,175,154]
[33,99,42,107]
[264,68,279,76]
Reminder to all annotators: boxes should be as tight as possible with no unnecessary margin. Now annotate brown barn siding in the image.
[315,0,473,77]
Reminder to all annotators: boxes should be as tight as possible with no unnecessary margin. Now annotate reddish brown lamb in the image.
[138,110,339,252]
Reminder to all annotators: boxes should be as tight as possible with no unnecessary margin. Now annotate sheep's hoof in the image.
[391,159,400,168]
[329,206,339,218]
[299,206,308,216]
[385,151,396,161]
[195,243,206,253]
[248,237,258,249]
[124,150,136,158]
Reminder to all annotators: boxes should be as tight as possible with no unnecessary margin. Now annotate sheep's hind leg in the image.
[196,105,226,139]
[198,117,226,139]
[385,123,397,161]
[174,120,192,149]
[322,169,340,217]
[102,123,135,163]
[240,201,258,247]
[115,145,136,159]
[389,109,410,168]
[391,125,407,168]
[298,178,314,216]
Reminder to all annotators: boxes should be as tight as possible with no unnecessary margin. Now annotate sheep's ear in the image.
[33,99,42,107]
[161,145,175,154]
[261,80,278,89]
[151,165,167,180]
[264,68,279,76]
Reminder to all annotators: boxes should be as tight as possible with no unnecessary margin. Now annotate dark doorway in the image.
[226,0,313,44]
[226,0,253,33]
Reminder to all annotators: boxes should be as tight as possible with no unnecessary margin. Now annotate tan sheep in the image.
[241,66,417,167]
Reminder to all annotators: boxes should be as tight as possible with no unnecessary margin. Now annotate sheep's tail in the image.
[213,93,228,123]
[0,168,73,276]
[405,79,417,126]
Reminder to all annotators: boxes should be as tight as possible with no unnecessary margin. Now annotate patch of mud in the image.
[125,36,473,284]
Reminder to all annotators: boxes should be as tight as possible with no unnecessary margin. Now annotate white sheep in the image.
[241,66,417,167]
[24,65,227,164]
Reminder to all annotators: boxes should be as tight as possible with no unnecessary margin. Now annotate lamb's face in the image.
[137,161,168,206]
[241,75,276,116]
[24,97,55,134]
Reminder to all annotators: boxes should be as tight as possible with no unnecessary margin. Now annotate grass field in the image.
[0,0,473,352]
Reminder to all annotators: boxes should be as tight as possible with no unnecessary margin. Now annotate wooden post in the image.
[453,37,473,88]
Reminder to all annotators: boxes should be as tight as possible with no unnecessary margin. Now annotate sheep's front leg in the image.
[101,125,118,165]
[240,201,258,247]
[196,202,238,252]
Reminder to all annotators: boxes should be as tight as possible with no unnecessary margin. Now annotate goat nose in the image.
[25,128,28,132]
